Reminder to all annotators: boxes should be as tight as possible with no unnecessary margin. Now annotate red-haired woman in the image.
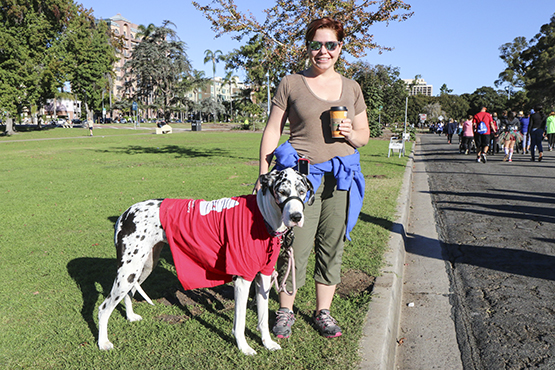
[256,17,370,339]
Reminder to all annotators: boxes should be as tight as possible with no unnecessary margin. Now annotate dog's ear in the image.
[259,170,279,195]
[302,174,315,206]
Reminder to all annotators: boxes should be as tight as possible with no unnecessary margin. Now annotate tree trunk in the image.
[3,116,15,136]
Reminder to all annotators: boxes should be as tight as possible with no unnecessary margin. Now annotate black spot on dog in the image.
[134,249,139,254]
[101,303,106,310]
[116,210,137,267]
[126,260,131,264]
[128,273,136,283]
[140,235,145,241]
[114,296,120,302]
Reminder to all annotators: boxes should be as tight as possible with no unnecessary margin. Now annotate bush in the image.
[369,121,383,138]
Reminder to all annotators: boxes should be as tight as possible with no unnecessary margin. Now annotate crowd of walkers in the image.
[431,105,555,163]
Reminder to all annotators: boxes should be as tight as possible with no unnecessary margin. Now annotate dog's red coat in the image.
[159,195,281,290]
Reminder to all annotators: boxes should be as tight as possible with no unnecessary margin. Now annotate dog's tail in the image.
[135,283,154,306]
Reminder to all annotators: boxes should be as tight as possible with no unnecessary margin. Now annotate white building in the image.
[402,78,433,96]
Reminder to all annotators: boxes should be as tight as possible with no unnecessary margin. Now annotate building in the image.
[43,98,82,120]
[402,78,433,96]
[102,14,142,101]
[187,76,246,104]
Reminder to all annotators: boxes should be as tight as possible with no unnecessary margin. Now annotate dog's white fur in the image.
[97,168,312,355]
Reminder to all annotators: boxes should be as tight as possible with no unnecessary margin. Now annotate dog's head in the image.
[259,168,314,228]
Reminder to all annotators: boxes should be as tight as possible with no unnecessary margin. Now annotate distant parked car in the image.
[72,118,82,125]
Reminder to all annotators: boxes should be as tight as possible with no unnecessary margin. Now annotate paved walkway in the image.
[360,132,555,369]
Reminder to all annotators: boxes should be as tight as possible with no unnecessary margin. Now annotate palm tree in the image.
[203,49,223,121]
[222,71,238,122]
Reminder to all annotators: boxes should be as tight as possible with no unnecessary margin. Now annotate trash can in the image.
[192,121,202,131]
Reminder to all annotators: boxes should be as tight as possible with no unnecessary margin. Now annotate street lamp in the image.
[266,71,270,116]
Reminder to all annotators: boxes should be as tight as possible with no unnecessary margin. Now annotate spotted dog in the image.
[97,168,313,355]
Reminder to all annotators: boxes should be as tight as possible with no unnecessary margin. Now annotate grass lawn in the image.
[0,125,410,369]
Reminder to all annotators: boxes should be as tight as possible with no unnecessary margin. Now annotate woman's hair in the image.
[508,111,516,120]
[305,17,344,44]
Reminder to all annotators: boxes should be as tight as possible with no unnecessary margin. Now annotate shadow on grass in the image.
[66,246,181,341]
[67,239,261,347]
[99,145,230,159]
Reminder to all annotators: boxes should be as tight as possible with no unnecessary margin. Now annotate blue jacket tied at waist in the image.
[273,141,365,241]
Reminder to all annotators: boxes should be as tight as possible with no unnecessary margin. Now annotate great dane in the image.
[97,168,313,355]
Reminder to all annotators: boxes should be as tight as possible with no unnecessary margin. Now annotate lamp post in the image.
[266,71,271,117]
[404,96,408,135]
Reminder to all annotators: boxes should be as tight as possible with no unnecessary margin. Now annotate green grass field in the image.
[0,126,409,369]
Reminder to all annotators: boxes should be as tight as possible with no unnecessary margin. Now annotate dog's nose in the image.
[290,212,302,223]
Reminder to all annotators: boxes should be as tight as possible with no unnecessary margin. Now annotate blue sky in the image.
[81,0,555,95]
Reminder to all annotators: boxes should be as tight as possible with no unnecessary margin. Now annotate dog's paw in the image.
[240,345,257,356]
[98,340,114,351]
[263,338,281,351]
[127,313,143,322]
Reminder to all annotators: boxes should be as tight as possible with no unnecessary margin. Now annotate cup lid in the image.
[330,106,348,111]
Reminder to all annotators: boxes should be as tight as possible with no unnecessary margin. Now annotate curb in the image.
[359,142,415,369]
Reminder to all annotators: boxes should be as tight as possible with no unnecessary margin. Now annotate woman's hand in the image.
[340,112,370,148]
[339,118,354,139]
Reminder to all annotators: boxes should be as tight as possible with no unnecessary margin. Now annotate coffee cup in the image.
[330,106,348,138]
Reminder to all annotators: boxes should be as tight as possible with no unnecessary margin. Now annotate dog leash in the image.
[271,229,296,296]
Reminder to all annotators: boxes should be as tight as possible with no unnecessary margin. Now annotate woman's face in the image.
[307,28,342,72]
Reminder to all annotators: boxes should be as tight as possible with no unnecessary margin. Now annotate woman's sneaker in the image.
[313,309,342,338]
[273,308,295,339]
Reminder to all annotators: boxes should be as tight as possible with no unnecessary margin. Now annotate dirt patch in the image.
[336,269,375,298]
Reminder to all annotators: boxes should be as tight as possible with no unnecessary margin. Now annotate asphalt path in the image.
[415,132,555,369]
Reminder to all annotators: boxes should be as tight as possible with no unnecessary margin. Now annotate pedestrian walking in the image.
[519,111,531,154]
[256,17,370,340]
[529,105,547,161]
[546,110,555,151]
[499,111,522,163]
[473,106,494,163]
[88,118,94,136]
[446,118,457,144]
[490,112,500,155]
[461,115,474,154]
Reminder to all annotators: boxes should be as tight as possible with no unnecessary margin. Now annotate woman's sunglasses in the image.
[308,41,341,52]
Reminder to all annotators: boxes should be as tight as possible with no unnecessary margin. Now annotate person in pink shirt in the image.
[461,115,474,154]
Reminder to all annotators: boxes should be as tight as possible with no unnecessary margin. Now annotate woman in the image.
[499,111,522,162]
[256,17,370,339]
[546,110,555,151]
[461,115,474,154]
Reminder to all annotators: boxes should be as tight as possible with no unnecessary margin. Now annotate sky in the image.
[80,0,555,95]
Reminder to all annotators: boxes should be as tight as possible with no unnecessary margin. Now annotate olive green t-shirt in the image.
[272,72,367,164]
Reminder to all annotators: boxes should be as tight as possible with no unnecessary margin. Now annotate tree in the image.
[495,36,528,89]
[467,86,506,115]
[0,0,116,135]
[438,93,470,121]
[124,20,192,121]
[221,71,238,121]
[203,49,223,121]
[521,14,555,107]
[497,14,555,108]
[63,8,118,119]
[349,61,408,136]
[193,0,413,79]
[439,84,453,95]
